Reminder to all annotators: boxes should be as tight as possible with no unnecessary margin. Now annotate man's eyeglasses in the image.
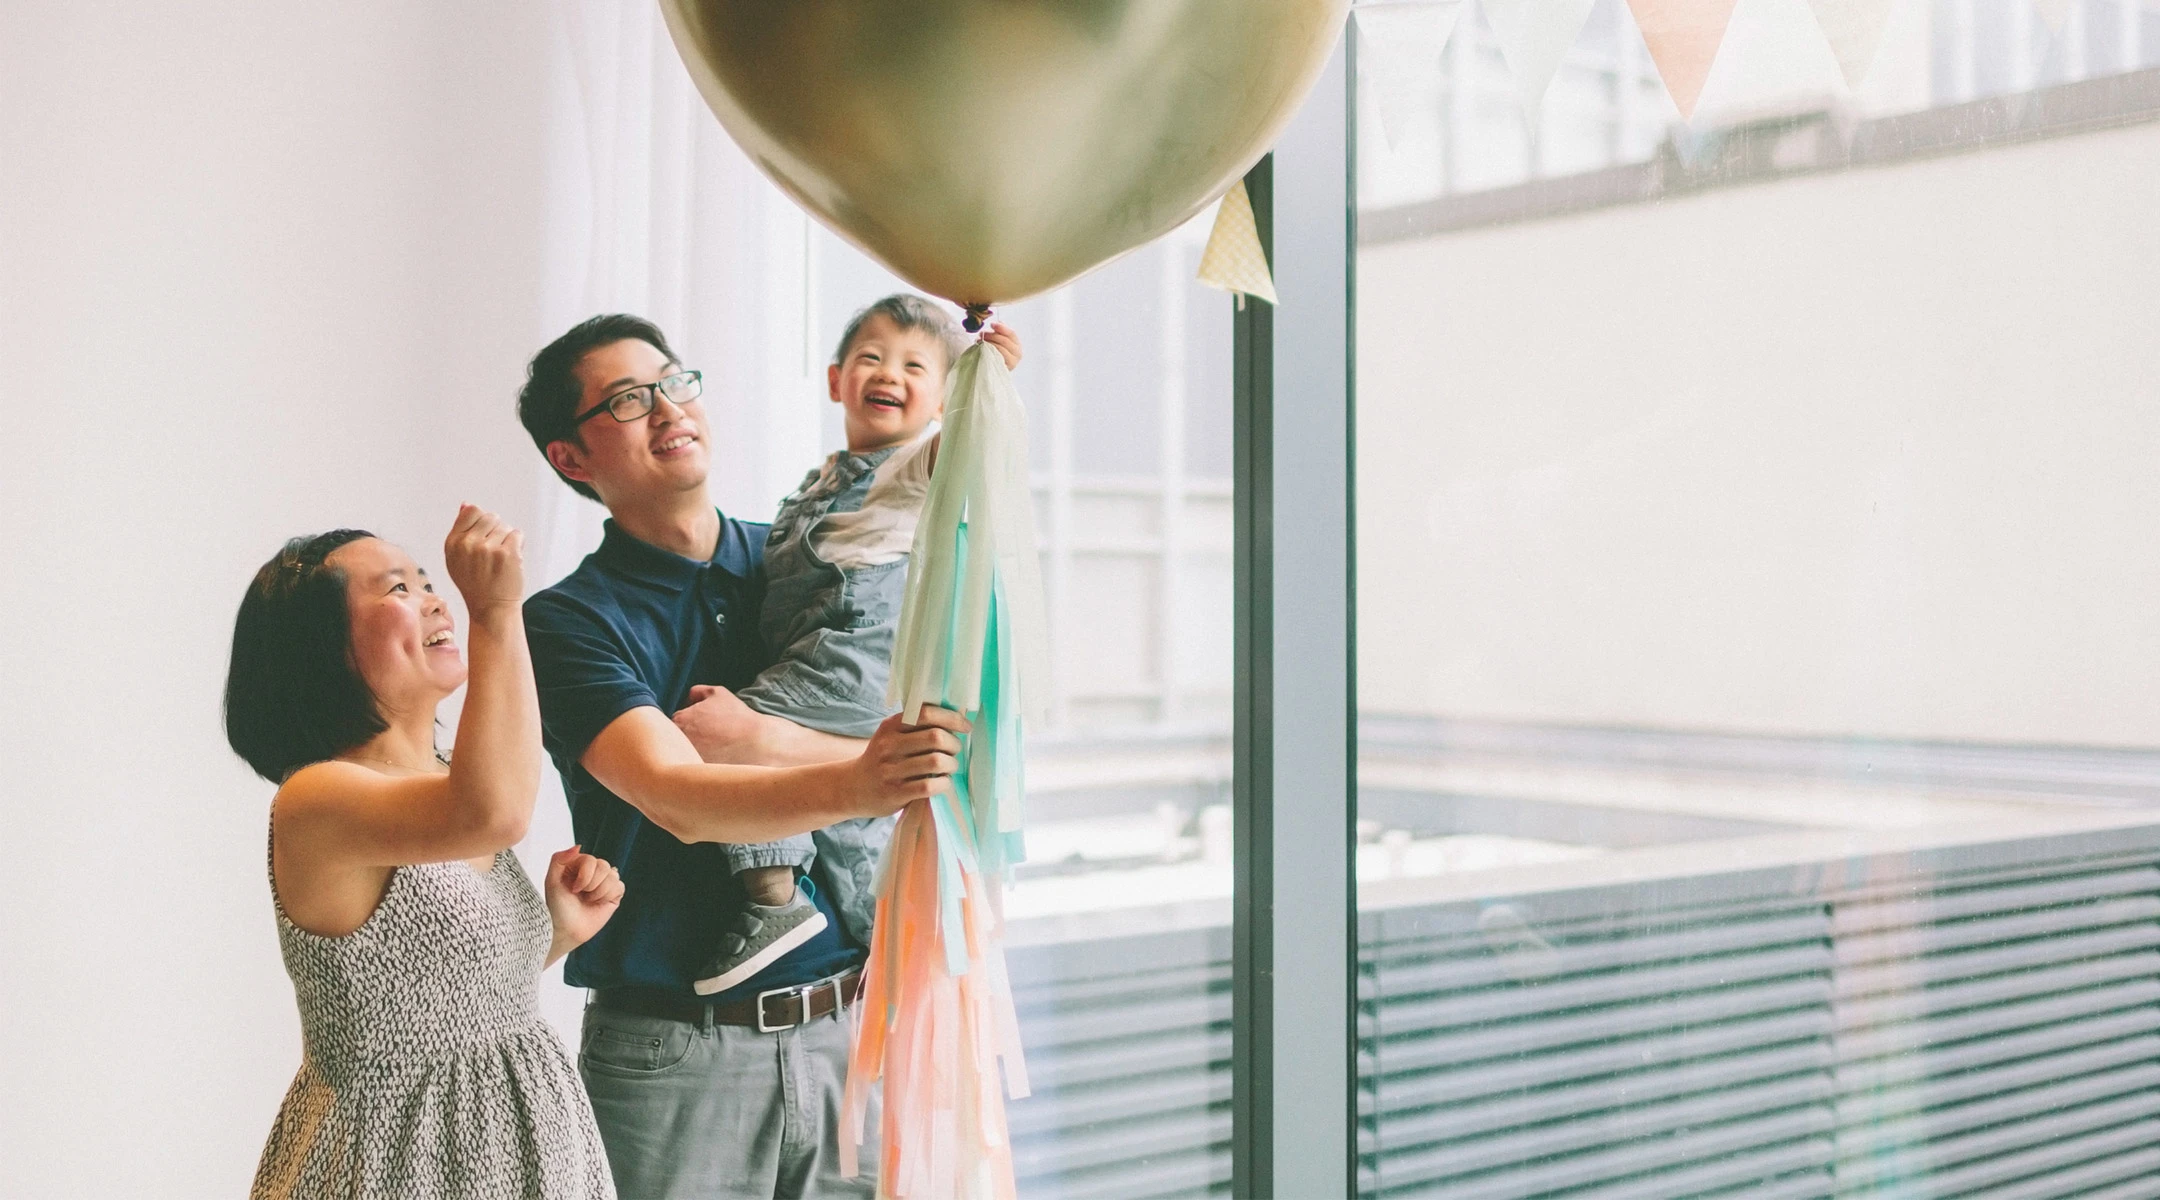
[572,370,703,428]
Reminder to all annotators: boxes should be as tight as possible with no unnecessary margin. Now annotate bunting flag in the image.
[2030,0,2073,36]
[1196,180,1278,307]
[843,342,1047,1200]
[1627,0,1741,118]
[1354,1,1467,149]
[1480,0,1600,121]
[1805,0,1900,88]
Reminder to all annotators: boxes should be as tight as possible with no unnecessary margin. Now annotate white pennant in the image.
[2030,0,2073,35]
[1479,0,1600,121]
[1355,2,1467,150]
[1805,0,1900,88]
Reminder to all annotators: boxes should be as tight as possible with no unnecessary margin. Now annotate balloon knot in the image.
[961,303,993,333]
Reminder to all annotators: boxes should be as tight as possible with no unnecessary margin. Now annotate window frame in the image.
[1231,33,1361,1199]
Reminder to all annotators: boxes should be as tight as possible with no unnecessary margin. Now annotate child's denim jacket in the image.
[736,441,917,943]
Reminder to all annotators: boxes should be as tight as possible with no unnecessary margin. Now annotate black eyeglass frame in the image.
[570,369,704,429]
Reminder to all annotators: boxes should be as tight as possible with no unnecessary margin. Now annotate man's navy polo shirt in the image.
[524,513,862,1002]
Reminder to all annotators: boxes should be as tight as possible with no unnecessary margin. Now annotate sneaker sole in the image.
[692,911,830,996]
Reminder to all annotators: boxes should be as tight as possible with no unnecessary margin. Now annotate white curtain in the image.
[533,0,832,585]
[518,0,837,1040]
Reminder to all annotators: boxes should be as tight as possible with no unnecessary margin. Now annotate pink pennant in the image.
[1626,0,1741,119]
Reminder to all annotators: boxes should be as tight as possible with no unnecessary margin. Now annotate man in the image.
[516,314,962,1198]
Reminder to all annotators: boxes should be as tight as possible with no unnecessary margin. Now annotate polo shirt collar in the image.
[595,511,757,587]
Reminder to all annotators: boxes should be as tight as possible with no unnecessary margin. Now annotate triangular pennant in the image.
[1354,2,1467,150]
[2030,0,2072,35]
[1805,0,1899,88]
[1685,0,1848,131]
[1626,0,1740,118]
[1196,180,1278,306]
[1479,0,1599,119]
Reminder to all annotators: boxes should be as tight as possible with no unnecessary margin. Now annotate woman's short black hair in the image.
[517,313,680,504]
[224,529,386,783]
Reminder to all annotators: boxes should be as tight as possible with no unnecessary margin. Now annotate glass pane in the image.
[1354,2,2160,1195]
[817,219,1237,1197]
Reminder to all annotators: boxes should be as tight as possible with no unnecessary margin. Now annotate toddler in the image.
[693,294,1020,994]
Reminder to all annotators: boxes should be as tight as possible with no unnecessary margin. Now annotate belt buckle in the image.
[755,980,818,1034]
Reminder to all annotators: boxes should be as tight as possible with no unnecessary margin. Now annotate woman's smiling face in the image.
[327,537,465,715]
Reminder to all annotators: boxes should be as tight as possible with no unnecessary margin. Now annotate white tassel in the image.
[889,343,1049,725]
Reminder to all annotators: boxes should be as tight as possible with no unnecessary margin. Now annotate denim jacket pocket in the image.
[840,558,908,630]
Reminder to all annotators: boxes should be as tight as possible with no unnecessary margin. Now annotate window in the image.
[1353,3,2160,1196]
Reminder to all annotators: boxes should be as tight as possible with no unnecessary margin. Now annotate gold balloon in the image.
[658,0,1347,307]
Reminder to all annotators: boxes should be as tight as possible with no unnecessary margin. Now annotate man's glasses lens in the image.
[580,370,703,426]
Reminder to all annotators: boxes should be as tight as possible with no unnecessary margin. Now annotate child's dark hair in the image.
[832,294,968,368]
[517,314,681,503]
[224,529,386,783]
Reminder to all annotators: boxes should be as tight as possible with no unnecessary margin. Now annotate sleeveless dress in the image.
[253,831,615,1200]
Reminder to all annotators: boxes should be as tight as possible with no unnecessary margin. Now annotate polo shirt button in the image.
[713,611,728,631]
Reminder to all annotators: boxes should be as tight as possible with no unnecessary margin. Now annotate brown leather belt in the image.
[593,967,863,1033]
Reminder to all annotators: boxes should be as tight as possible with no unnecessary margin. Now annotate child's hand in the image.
[545,846,624,959]
[980,323,1022,371]
[674,684,766,764]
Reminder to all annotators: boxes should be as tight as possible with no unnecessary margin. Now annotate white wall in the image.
[0,5,557,1195]
[1357,119,2160,748]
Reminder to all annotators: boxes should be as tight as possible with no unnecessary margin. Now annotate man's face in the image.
[829,314,948,452]
[550,338,709,506]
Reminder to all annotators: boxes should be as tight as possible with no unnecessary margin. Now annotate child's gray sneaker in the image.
[692,885,829,996]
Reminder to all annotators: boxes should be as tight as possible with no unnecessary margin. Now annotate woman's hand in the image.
[849,707,971,817]
[545,845,624,966]
[979,323,1023,371]
[444,504,524,615]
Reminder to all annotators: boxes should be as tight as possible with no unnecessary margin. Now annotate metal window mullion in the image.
[1952,0,1978,103]
[1443,7,1471,194]
[1159,238,1190,727]
[1046,289,1077,730]
[2065,0,2089,81]
[2013,2,2038,94]
[1232,32,1356,1200]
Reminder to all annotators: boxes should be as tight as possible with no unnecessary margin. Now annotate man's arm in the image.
[582,705,959,845]
[672,684,866,767]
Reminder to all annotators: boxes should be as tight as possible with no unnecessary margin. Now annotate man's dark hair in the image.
[225,529,386,783]
[518,314,680,503]
[833,294,968,369]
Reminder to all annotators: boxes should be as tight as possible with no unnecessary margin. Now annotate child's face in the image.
[829,314,948,452]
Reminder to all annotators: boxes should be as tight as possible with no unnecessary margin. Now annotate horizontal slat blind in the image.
[1001,827,2160,1199]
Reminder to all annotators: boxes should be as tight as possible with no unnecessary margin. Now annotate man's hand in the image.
[980,322,1022,371]
[672,684,767,764]
[846,707,971,818]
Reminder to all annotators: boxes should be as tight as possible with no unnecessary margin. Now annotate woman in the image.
[226,506,621,1198]
[228,502,964,1197]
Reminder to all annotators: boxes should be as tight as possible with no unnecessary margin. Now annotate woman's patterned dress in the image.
[253,834,614,1199]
